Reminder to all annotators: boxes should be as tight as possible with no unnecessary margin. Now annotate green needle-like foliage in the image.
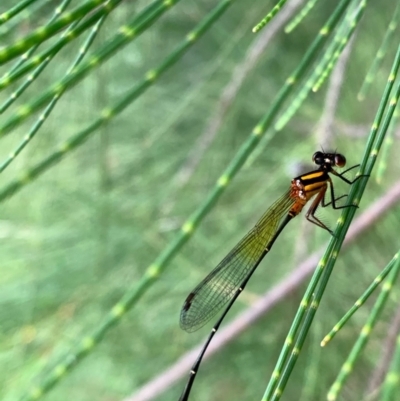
[0,1,399,401]
[381,333,400,401]
[321,252,400,347]
[327,253,400,400]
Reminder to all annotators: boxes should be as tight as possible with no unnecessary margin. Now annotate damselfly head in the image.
[312,151,346,168]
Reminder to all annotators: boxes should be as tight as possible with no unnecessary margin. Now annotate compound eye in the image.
[312,151,323,165]
[335,154,346,167]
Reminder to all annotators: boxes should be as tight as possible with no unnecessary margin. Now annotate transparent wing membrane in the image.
[180,190,295,332]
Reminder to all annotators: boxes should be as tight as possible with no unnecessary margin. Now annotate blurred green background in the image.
[0,1,399,401]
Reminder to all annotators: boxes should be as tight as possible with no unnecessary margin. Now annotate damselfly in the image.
[178,151,363,401]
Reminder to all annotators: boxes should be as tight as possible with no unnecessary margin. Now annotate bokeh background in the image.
[0,1,399,401]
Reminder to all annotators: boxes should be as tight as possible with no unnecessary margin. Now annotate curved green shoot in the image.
[321,252,399,347]
[252,0,288,33]
[327,253,400,401]
[285,0,319,33]
[358,1,400,101]
[311,0,365,92]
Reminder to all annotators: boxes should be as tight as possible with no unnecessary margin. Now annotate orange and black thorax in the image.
[289,167,332,216]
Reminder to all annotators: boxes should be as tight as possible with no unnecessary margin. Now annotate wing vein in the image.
[180,189,295,332]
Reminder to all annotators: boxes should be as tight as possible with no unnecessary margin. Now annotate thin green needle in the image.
[321,252,399,346]
[327,253,400,401]
[253,0,288,33]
